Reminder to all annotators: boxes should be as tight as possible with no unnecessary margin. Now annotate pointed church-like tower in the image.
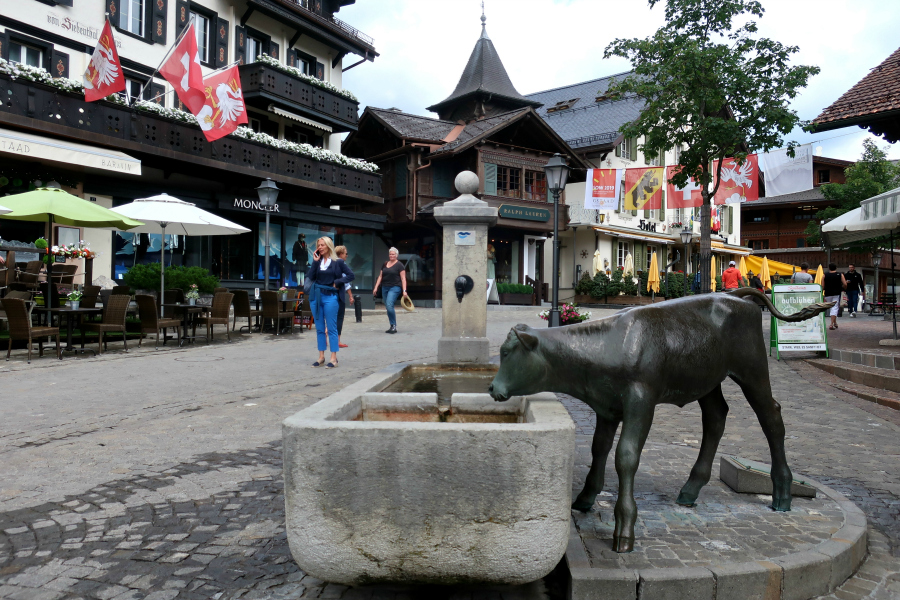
[426,11,542,122]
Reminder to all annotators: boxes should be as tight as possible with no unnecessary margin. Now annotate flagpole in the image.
[133,13,196,106]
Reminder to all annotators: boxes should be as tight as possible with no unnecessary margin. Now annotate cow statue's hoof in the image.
[571,499,593,512]
[612,534,634,553]
[770,497,792,512]
[675,492,698,507]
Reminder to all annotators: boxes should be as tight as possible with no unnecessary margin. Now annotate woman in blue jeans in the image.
[372,247,407,334]
[306,236,354,367]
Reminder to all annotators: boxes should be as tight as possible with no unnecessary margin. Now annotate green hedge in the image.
[122,263,219,295]
[497,283,534,295]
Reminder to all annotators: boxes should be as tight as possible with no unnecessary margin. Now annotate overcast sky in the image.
[337,0,900,162]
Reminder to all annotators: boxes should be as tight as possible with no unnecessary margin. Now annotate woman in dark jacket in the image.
[306,236,354,368]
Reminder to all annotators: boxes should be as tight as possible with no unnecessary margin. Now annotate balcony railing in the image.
[239,62,359,132]
[0,74,381,202]
[278,0,375,48]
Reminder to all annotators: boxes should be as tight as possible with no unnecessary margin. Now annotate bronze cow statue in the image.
[488,288,832,553]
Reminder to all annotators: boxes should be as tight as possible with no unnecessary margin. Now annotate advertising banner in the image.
[584,168,622,210]
[624,167,664,210]
[770,284,828,357]
[714,154,759,204]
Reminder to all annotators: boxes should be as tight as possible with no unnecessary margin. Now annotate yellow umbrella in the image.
[760,256,772,290]
[814,264,824,286]
[739,256,748,282]
[647,252,660,294]
[710,254,717,291]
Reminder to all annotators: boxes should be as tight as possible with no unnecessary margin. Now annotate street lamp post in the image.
[873,250,883,306]
[543,153,570,328]
[256,178,281,290]
[680,228,693,291]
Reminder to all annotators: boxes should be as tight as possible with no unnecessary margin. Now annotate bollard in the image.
[355,297,363,322]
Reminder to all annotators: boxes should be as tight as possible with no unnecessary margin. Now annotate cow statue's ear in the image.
[512,325,539,351]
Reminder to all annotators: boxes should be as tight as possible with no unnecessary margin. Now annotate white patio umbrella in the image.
[0,204,11,215]
[110,193,250,315]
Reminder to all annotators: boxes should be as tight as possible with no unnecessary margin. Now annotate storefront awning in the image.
[268,106,333,134]
[0,127,141,175]
[711,241,752,256]
[593,225,676,245]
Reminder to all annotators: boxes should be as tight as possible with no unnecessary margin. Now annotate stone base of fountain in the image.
[282,363,575,585]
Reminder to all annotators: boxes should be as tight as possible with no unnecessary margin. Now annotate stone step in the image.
[830,348,900,370]
[805,358,900,411]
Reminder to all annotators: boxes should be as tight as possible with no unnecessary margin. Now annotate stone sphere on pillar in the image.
[455,171,480,196]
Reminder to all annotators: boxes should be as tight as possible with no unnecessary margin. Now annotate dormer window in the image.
[546,98,580,113]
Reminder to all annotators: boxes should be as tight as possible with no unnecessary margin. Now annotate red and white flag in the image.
[160,22,205,113]
[713,154,759,205]
[83,21,125,102]
[195,64,248,142]
[666,165,703,209]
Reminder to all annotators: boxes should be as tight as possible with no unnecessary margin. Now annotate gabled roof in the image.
[429,108,531,156]
[366,107,458,143]
[813,46,900,142]
[749,187,828,206]
[525,73,645,151]
[426,17,541,115]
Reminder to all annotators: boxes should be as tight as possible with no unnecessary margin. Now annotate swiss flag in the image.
[160,22,205,113]
[83,21,125,102]
[666,165,703,209]
[195,64,248,142]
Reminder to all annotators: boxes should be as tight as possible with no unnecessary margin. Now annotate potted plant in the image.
[67,290,82,310]
[185,283,200,306]
[279,286,289,301]
[497,283,535,305]
[538,303,591,326]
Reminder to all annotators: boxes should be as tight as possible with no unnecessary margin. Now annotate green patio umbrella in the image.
[0,187,143,316]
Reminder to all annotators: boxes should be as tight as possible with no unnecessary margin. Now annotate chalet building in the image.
[526,74,749,299]
[342,15,586,306]
[0,0,384,291]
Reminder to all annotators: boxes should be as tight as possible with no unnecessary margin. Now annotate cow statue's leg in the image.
[572,415,620,512]
[677,385,729,506]
[612,397,654,553]
[734,375,793,512]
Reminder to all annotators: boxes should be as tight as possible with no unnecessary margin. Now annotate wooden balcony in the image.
[239,62,359,133]
[0,74,380,204]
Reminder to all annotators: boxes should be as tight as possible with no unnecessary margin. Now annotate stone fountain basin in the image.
[282,363,575,586]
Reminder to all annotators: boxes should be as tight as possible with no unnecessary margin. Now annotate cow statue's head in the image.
[489,324,550,402]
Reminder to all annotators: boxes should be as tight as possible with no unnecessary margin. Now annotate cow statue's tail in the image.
[726,287,835,322]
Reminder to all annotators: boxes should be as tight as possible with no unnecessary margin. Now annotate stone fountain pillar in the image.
[434,171,498,363]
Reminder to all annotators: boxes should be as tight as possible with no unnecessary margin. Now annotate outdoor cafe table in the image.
[46,306,103,355]
[160,303,208,347]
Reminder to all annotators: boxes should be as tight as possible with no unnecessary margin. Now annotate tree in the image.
[604,0,819,293]
[805,138,900,251]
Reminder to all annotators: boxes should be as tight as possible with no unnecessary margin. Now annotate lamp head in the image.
[680,229,693,245]
[543,153,570,193]
[873,251,884,267]
[256,178,281,208]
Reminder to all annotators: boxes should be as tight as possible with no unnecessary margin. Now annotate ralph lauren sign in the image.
[498,204,551,222]
[231,198,280,213]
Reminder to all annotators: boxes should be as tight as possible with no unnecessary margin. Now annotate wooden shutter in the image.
[269,41,279,61]
[433,163,453,198]
[287,48,297,69]
[146,82,166,106]
[615,143,621,158]
[108,0,122,28]
[483,163,497,196]
[659,189,665,221]
[215,17,229,68]
[50,50,69,78]
[0,31,8,61]
[151,0,167,45]
[315,61,325,80]
[175,0,189,37]
[234,25,246,64]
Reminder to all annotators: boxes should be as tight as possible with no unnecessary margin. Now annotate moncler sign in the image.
[233,198,279,213]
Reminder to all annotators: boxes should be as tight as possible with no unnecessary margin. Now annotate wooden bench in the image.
[869,293,899,316]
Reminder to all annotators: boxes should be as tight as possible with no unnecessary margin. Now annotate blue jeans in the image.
[847,290,860,314]
[310,293,339,352]
[384,286,402,327]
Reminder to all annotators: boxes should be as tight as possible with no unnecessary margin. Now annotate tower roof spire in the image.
[481,1,487,38]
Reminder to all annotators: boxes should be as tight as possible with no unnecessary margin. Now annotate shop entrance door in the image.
[523,235,547,303]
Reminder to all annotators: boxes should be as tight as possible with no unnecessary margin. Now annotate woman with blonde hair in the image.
[306,236,354,367]
[372,246,407,334]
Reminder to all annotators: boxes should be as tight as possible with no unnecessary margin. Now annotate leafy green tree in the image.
[604,0,819,293]
[805,138,900,250]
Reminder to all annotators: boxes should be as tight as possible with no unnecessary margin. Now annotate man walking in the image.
[845,263,865,317]
[722,260,742,290]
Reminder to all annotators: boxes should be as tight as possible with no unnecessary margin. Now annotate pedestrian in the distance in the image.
[334,245,354,348]
[844,263,865,317]
[372,247,407,334]
[722,260,741,290]
[823,262,847,331]
[791,263,813,284]
[748,270,764,292]
[306,236,354,368]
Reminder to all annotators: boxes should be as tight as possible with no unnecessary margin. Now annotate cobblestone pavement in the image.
[1,307,900,598]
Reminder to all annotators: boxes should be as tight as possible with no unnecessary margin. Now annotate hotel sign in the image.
[498,204,551,222]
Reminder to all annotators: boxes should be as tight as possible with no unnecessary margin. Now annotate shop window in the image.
[489,238,519,284]
[114,231,183,280]
[617,241,631,268]
[392,234,435,289]
[497,166,521,199]
[9,41,43,68]
[524,171,547,201]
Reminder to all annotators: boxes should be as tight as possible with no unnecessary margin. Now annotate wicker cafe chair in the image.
[0,251,13,296]
[1,298,61,364]
[136,294,181,349]
[194,292,234,342]
[80,285,102,309]
[111,285,132,296]
[232,290,261,332]
[299,294,313,331]
[213,287,229,295]
[261,290,294,335]
[162,289,184,319]
[81,294,130,354]
[17,260,42,291]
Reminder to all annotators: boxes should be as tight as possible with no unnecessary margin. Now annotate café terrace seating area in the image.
[0,256,310,363]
